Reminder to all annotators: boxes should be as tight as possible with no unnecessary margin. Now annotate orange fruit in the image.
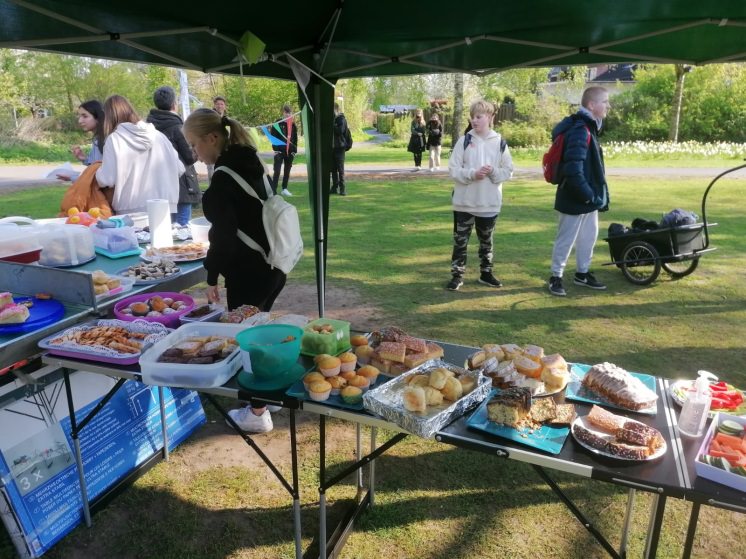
[67,215,81,224]
[67,207,80,217]
[88,207,101,218]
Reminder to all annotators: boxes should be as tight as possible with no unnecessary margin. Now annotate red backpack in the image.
[542,120,590,184]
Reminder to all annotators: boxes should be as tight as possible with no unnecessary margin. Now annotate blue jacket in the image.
[553,112,609,215]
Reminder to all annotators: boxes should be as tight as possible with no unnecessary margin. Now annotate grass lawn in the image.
[1,171,745,558]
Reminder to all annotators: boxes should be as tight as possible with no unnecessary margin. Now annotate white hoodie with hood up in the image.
[96,121,184,214]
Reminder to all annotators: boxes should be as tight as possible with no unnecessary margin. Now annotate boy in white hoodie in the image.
[447,99,514,291]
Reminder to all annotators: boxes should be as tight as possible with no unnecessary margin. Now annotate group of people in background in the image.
[407,109,443,171]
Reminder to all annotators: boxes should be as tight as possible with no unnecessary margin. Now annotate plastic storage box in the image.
[36,223,95,267]
[180,303,224,324]
[139,322,246,388]
[301,318,351,356]
[90,225,138,254]
[188,217,211,244]
[236,324,303,378]
[0,223,42,264]
[695,412,746,492]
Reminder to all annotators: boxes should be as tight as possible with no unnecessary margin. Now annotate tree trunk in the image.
[668,64,689,143]
[452,73,464,146]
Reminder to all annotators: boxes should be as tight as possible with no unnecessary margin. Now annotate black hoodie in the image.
[201,144,274,286]
[146,109,201,204]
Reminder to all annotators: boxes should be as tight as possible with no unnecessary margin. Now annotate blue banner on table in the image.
[0,376,205,558]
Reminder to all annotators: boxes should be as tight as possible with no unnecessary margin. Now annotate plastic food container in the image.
[139,322,246,388]
[90,225,138,254]
[36,223,95,267]
[125,212,149,229]
[236,324,303,379]
[0,223,43,264]
[188,217,211,244]
[301,318,351,356]
[180,304,224,324]
[95,275,135,301]
[113,292,194,328]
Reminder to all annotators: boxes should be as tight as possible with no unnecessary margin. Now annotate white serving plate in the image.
[571,414,667,462]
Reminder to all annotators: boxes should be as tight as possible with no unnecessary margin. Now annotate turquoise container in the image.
[235,324,303,378]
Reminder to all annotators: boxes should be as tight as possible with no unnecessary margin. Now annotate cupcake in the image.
[354,344,375,366]
[318,356,341,377]
[340,370,358,381]
[350,335,369,347]
[326,375,347,395]
[303,371,326,391]
[308,380,332,401]
[357,365,381,384]
[339,352,357,373]
[340,386,363,405]
[346,375,371,391]
[314,353,333,365]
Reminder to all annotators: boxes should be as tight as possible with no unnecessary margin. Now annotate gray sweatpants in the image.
[550,210,599,278]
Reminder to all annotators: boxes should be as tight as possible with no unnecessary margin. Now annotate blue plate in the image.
[565,363,658,415]
[466,389,571,455]
[286,372,394,411]
[0,297,65,334]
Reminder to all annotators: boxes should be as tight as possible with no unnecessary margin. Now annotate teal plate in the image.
[565,363,658,415]
[286,372,394,411]
[237,363,308,392]
[466,389,571,455]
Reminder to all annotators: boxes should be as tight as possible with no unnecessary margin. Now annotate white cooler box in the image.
[139,322,249,388]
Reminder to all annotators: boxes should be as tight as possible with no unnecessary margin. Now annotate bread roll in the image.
[408,374,430,388]
[467,350,486,369]
[500,343,523,360]
[482,344,504,361]
[514,355,542,378]
[441,376,464,401]
[402,386,427,412]
[423,386,444,406]
[428,368,449,390]
[458,375,477,394]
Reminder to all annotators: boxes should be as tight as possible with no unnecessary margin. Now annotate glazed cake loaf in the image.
[616,421,664,452]
[582,362,658,411]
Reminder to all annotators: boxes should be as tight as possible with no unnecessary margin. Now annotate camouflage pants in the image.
[450,211,497,278]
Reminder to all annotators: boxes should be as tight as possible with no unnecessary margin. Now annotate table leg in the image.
[369,427,377,509]
[644,494,667,559]
[63,370,91,527]
[319,414,327,558]
[157,386,169,461]
[681,501,700,559]
[356,423,362,490]
[289,408,302,559]
[619,488,636,558]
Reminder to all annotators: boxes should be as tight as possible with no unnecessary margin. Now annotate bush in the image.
[498,121,550,148]
[376,113,395,134]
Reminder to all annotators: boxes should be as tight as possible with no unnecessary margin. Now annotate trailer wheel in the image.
[620,241,661,285]
[662,257,699,278]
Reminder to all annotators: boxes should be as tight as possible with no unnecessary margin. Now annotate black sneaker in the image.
[446,277,464,291]
[574,272,607,290]
[548,276,566,296]
[478,272,503,288]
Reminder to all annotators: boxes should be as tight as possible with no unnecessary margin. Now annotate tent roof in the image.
[3,1,746,80]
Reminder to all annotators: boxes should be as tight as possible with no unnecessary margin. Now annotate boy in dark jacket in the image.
[331,103,349,195]
[147,86,201,225]
[271,104,298,196]
[548,86,611,296]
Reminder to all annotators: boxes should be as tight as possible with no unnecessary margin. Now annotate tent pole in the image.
[313,82,326,318]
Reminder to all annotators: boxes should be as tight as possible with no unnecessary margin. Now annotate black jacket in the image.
[202,145,274,286]
[146,109,201,205]
[426,121,442,148]
[553,112,609,215]
[271,118,298,155]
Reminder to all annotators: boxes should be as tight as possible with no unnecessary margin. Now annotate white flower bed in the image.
[602,141,746,159]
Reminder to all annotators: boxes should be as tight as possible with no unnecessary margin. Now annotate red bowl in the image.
[113,292,194,328]
[0,248,43,264]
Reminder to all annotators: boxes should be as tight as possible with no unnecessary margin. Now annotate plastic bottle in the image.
[678,370,714,437]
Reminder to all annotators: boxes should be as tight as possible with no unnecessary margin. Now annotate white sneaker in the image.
[429,167,435,172]
[226,406,273,433]
[436,166,440,171]
[281,189,293,196]
[267,405,282,413]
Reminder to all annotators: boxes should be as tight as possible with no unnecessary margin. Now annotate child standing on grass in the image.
[446,99,513,291]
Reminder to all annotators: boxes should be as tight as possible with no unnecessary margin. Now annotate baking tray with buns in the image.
[363,360,491,438]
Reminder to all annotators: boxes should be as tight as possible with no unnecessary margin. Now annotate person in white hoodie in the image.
[447,99,513,291]
[96,95,183,215]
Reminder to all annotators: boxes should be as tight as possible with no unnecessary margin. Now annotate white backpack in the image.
[215,166,303,274]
